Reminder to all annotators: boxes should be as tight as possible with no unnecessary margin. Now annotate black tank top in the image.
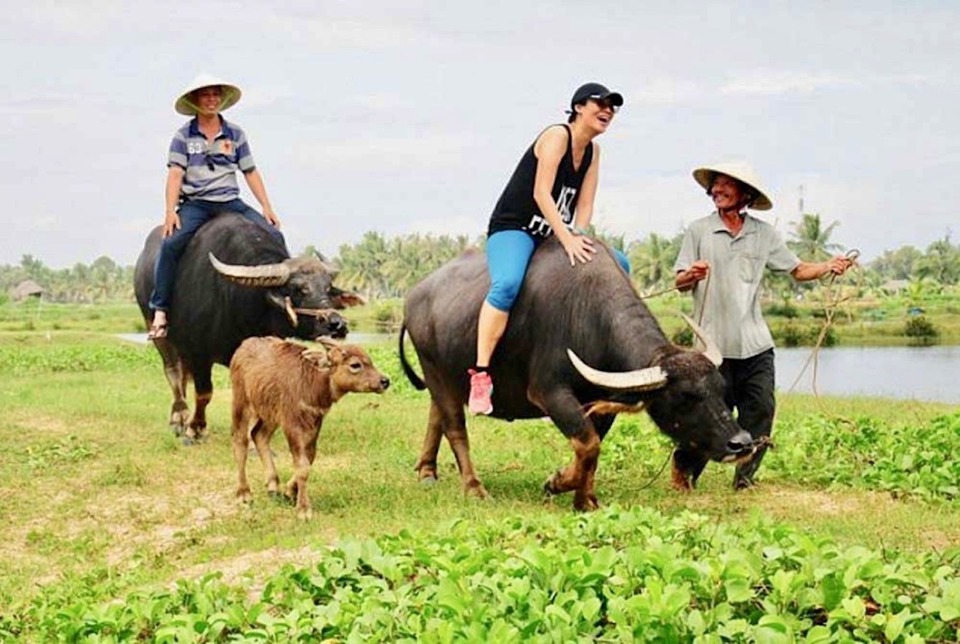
[487,124,594,239]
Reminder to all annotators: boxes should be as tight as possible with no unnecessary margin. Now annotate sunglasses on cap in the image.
[587,96,620,112]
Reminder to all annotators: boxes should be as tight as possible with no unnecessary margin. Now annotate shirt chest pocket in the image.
[732,237,763,283]
[737,253,763,282]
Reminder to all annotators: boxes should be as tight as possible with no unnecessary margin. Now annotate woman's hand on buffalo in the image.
[561,231,596,266]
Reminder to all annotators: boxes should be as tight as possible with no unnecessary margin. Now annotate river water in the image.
[775,345,959,404]
[119,333,958,404]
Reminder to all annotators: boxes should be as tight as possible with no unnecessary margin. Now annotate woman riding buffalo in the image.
[468,82,629,415]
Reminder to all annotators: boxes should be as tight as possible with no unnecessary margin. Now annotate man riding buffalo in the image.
[148,73,285,340]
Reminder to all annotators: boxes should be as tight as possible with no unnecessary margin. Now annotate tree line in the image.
[2,214,958,304]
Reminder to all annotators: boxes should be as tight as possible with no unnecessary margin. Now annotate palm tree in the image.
[788,213,843,261]
[337,231,392,299]
[628,232,680,292]
[916,235,960,285]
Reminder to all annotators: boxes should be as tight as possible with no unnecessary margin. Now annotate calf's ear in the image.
[317,336,345,363]
[302,348,330,368]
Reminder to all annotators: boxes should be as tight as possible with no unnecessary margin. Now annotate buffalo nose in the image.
[380,376,391,390]
[727,430,753,454]
[328,314,348,338]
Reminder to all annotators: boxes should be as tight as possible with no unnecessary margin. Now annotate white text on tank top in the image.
[526,185,576,236]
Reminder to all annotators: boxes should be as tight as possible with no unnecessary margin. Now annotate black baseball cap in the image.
[570,82,624,109]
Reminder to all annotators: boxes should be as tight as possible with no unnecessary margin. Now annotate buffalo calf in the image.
[229,337,390,519]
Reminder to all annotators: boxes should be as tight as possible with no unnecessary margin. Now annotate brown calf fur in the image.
[229,336,389,519]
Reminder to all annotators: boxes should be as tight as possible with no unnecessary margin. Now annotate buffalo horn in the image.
[680,313,723,367]
[209,253,291,287]
[567,349,668,392]
[317,336,342,351]
[313,250,340,277]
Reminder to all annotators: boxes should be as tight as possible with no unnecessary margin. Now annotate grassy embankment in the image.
[0,300,959,639]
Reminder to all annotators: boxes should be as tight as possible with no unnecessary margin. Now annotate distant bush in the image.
[775,321,837,347]
[373,300,403,330]
[904,315,940,346]
[763,301,798,318]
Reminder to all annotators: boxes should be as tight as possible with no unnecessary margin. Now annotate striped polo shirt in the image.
[674,212,800,360]
[167,116,255,203]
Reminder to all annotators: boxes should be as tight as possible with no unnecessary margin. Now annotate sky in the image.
[1,1,958,268]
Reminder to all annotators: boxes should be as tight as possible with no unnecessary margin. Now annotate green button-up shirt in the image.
[674,212,800,359]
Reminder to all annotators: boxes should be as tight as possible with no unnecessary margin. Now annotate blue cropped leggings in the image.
[485,230,631,312]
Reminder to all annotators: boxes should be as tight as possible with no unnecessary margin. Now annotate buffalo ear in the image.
[332,288,367,308]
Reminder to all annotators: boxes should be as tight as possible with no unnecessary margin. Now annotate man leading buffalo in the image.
[147,74,286,339]
[468,82,631,415]
[673,161,854,490]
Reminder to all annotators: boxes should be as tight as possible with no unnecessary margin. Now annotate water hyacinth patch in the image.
[768,411,960,502]
[12,506,960,641]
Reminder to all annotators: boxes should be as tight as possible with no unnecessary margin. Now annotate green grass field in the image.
[1,304,960,639]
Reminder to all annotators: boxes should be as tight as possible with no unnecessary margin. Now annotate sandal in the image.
[147,317,168,340]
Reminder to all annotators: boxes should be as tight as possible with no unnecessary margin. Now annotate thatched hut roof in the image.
[11,279,44,300]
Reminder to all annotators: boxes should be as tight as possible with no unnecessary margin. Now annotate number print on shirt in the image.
[526,186,578,237]
[555,186,577,223]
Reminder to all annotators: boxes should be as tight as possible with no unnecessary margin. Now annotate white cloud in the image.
[721,72,850,96]
[627,78,704,105]
[2,2,959,268]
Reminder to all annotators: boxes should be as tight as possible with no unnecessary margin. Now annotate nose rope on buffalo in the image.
[786,249,862,396]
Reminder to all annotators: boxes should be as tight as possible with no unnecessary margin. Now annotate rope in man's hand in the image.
[787,248,862,396]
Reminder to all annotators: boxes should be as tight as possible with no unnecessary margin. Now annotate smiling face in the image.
[709,174,751,213]
[191,85,223,116]
[573,97,618,133]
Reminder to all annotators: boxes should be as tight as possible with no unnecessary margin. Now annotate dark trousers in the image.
[719,348,776,486]
[149,198,286,312]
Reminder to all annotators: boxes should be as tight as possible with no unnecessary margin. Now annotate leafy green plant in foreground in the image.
[11,506,960,642]
[768,411,960,502]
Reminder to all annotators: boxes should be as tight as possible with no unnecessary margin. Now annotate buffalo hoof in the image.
[419,476,438,487]
[297,507,313,521]
[543,471,568,496]
[465,482,490,500]
[267,490,290,505]
[573,493,600,512]
[671,467,694,492]
[236,489,253,504]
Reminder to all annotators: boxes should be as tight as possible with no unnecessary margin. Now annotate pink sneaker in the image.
[468,369,494,415]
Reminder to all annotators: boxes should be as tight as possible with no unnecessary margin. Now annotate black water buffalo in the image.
[399,237,756,510]
[134,212,363,442]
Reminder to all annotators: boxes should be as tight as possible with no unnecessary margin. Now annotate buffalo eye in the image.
[348,360,363,372]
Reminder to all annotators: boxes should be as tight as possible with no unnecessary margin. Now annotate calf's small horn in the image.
[681,313,723,367]
[209,253,291,287]
[567,349,668,392]
[283,296,299,327]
